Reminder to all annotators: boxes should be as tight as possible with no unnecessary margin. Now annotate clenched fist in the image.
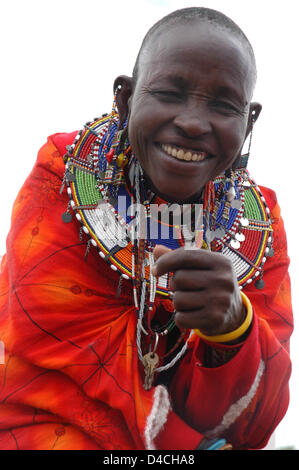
[152,245,245,337]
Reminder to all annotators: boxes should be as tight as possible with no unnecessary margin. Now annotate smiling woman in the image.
[0,6,293,451]
[119,20,260,202]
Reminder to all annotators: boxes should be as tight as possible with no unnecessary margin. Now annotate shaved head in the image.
[132,7,257,92]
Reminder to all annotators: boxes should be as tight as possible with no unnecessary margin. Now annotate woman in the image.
[0,7,292,450]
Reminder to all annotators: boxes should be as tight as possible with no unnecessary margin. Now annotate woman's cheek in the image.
[128,122,148,167]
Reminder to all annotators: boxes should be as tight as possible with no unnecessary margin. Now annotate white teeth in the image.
[177,149,184,159]
[161,144,207,162]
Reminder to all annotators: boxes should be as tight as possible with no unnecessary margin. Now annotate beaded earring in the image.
[203,165,245,250]
[234,110,256,170]
[223,169,236,218]
[97,87,132,199]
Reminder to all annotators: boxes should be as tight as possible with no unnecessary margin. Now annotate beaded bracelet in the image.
[194,291,253,344]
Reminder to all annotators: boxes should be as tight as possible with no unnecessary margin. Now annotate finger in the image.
[173,289,231,313]
[170,269,217,291]
[174,308,223,332]
[172,289,205,311]
[174,309,206,330]
[153,244,172,261]
[152,247,217,277]
[173,289,227,332]
[170,269,236,292]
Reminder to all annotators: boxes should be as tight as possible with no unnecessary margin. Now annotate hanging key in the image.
[142,352,159,391]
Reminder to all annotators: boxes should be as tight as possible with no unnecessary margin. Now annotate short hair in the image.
[132,7,257,85]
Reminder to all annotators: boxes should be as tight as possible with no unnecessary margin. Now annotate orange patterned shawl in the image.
[0,132,293,450]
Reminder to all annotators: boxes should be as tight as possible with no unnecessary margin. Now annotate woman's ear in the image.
[232,102,262,170]
[246,102,262,138]
[113,75,133,127]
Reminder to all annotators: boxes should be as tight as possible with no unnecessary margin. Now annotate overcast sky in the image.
[1,0,298,449]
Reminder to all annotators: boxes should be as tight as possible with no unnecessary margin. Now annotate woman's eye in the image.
[210,100,240,113]
[151,90,182,100]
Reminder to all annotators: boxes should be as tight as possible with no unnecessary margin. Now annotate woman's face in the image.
[125,23,259,202]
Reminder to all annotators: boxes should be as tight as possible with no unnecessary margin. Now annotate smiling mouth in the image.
[161,144,209,162]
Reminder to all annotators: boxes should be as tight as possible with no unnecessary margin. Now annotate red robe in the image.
[0,132,293,450]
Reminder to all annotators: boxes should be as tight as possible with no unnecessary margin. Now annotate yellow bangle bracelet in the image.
[194,292,253,344]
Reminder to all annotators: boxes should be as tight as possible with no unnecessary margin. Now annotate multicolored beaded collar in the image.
[61,114,273,295]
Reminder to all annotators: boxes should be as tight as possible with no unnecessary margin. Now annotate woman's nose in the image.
[173,104,212,138]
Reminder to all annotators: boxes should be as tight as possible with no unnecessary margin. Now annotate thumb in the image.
[153,244,172,261]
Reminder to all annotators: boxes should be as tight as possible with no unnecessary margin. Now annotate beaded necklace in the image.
[61,113,274,388]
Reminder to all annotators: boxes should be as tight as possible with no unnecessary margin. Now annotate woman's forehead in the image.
[138,22,255,97]
[143,22,249,67]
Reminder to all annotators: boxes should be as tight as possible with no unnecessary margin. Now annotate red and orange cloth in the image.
[0,132,293,449]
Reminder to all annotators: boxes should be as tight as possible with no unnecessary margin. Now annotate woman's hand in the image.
[152,245,245,336]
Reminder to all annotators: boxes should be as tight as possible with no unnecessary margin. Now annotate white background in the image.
[0,0,298,449]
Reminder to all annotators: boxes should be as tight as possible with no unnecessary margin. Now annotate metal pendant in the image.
[240,217,249,227]
[255,278,265,289]
[205,229,216,243]
[62,212,72,223]
[230,239,241,249]
[235,232,245,242]
[226,186,236,202]
[66,171,75,182]
[266,247,275,257]
[215,227,225,239]
[231,199,243,210]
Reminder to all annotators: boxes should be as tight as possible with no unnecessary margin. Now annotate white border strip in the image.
[206,359,265,438]
[144,385,171,450]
